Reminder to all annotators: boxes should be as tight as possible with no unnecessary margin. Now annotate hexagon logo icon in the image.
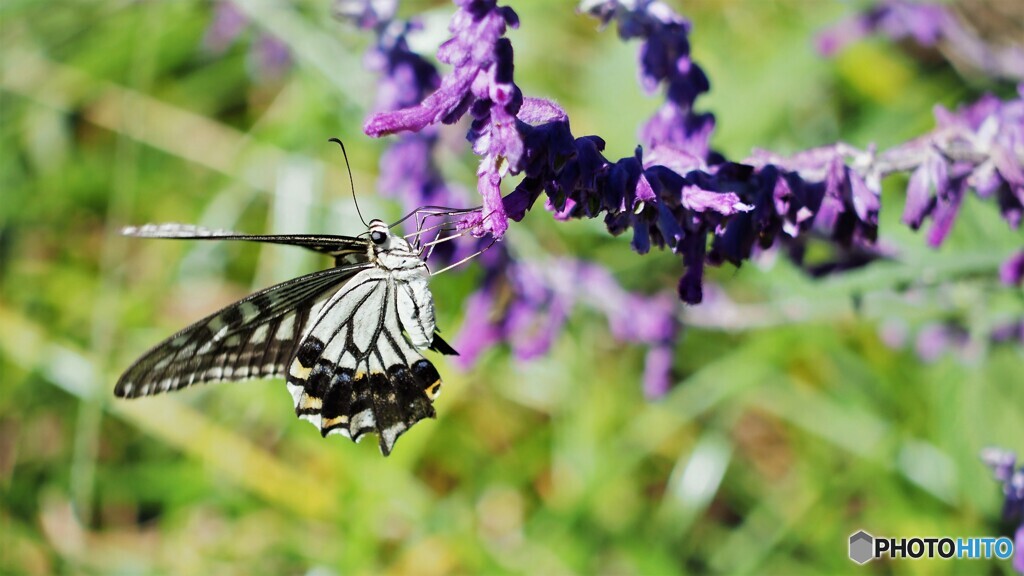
[849,530,874,564]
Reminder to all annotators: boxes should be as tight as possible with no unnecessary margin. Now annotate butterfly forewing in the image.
[115,265,370,398]
[123,223,369,265]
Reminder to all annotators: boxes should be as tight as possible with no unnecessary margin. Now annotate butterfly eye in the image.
[370,230,387,245]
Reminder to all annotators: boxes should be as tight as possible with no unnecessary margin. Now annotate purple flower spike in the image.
[334,0,397,29]
[347,0,1024,399]
[817,0,948,56]
[915,322,969,362]
[454,255,681,395]
[364,0,523,238]
[642,344,674,399]
[584,0,715,157]
[251,34,292,81]
[903,149,947,229]
[1015,526,1024,574]
[819,0,1024,81]
[343,0,473,266]
[477,160,509,237]
[364,0,760,301]
[205,2,248,54]
[890,90,1024,246]
[1001,250,1024,286]
[981,447,1024,573]
[202,2,294,82]
[363,0,519,138]
[991,318,1024,345]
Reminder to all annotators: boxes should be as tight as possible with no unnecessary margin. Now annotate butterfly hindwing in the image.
[115,265,369,398]
[285,268,443,455]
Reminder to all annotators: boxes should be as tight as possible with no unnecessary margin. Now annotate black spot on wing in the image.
[320,368,355,418]
[251,295,272,316]
[221,305,243,326]
[348,373,378,443]
[295,337,325,369]
[295,361,332,414]
[411,359,442,399]
[388,364,436,422]
[319,367,357,438]
[366,365,436,456]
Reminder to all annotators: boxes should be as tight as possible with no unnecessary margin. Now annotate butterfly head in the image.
[368,219,391,248]
[367,219,422,270]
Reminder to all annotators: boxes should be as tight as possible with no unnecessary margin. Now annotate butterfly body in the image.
[117,218,456,455]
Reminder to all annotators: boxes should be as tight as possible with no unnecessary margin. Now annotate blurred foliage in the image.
[1,0,1022,574]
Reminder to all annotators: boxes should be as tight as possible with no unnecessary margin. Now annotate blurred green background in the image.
[2,0,1022,574]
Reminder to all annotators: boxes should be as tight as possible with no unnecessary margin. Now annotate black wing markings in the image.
[286,277,444,455]
[116,264,370,398]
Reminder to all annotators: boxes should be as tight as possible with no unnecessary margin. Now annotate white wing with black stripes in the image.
[285,266,447,455]
[115,265,368,397]
[116,219,458,456]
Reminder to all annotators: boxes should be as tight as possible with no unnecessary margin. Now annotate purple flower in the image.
[991,318,1024,345]
[981,448,1024,573]
[343,4,472,265]
[737,89,1023,270]
[1001,251,1024,287]
[518,138,751,304]
[1017,526,1024,574]
[583,0,714,158]
[361,19,440,113]
[202,2,292,82]
[902,148,948,230]
[365,0,521,237]
[817,0,948,55]
[364,0,1022,312]
[453,254,681,397]
[818,0,1024,81]
[334,0,396,30]
[348,0,1024,397]
[363,0,519,137]
[891,90,1024,245]
[205,2,249,53]
[363,0,753,303]
[915,322,969,363]
[251,35,292,81]
[452,289,502,363]
[743,145,882,247]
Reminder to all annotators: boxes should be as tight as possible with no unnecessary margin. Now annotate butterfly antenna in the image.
[328,137,368,228]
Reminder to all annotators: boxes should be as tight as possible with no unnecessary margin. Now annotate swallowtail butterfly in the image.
[115,218,458,456]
